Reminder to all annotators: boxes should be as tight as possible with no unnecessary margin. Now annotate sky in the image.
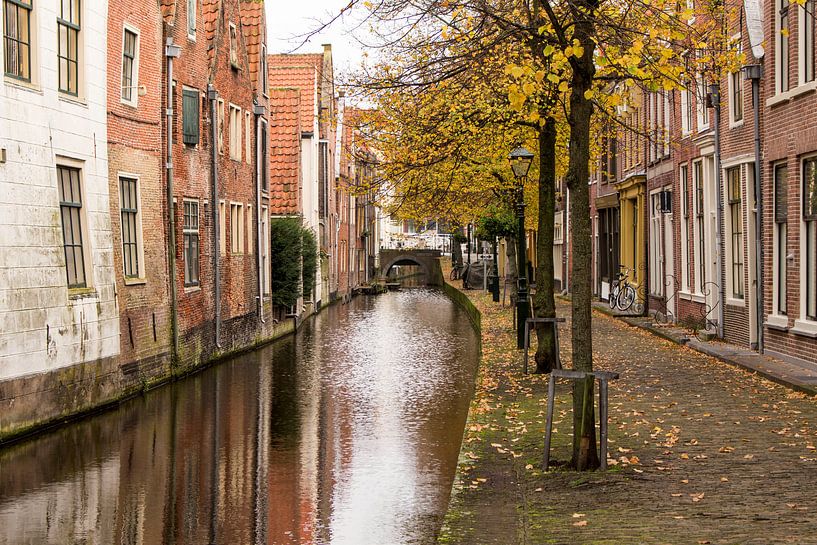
[264,1,369,75]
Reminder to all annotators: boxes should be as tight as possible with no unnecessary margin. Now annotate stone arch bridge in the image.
[379,249,444,286]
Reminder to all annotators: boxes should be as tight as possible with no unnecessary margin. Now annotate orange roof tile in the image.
[269,88,302,215]
[202,0,220,63]
[268,54,323,131]
[239,1,265,90]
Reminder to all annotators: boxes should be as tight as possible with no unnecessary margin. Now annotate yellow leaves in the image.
[506,64,525,79]
[546,73,560,84]
[558,81,569,93]
[572,520,588,527]
[543,44,555,57]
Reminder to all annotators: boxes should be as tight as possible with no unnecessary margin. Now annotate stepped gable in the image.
[160,0,176,23]
[269,88,302,215]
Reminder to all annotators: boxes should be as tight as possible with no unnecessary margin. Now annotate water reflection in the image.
[0,289,479,545]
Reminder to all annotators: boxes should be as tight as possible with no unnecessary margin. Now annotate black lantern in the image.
[509,146,534,348]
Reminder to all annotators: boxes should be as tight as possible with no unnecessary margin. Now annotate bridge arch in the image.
[378,249,443,286]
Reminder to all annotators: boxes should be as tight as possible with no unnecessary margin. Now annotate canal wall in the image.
[0,311,302,446]
[442,281,482,336]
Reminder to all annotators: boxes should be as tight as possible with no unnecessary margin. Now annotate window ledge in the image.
[59,93,87,107]
[4,78,42,94]
[728,119,745,130]
[678,290,706,303]
[124,277,147,286]
[766,82,817,108]
[184,285,201,294]
[68,287,98,299]
[765,314,789,330]
[792,319,817,338]
[726,297,745,307]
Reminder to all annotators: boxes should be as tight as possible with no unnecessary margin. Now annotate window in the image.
[217,98,225,155]
[680,164,691,290]
[804,158,817,319]
[121,28,138,104]
[727,167,744,299]
[119,176,142,278]
[245,110,251,164]
[3,0,32,81]
[247,205,253,255]
[183,200,199,286]
[261,206,269,294]
[260,43,267,95]
[260,119,268,191]
[693,160,706,292]
[662,92,670,156]
[696,76,709,130]
[229,104,241,161]
[681,85,692,134]
[650,192,663,296]
[182,88,199,145]
[230,202,243,254]
[187,0,196,38]
[57,0,80,95]
[58,165,87,288]
[778,0,791,93]
[229,22,238,68]
[219,200,226,255]
[802,0,816,84]
[730,69,743,123]
[774,163,788,314]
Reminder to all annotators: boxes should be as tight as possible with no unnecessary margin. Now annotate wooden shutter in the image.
[182,89,199,145]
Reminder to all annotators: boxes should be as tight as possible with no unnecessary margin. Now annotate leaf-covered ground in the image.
[439,288,817,545]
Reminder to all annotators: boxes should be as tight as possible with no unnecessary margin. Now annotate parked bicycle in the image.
[450,261,464,280]
[609,266,637,312]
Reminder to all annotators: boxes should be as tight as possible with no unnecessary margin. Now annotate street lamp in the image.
[509,146,534,349]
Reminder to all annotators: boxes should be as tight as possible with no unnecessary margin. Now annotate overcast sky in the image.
[264,1,369,74]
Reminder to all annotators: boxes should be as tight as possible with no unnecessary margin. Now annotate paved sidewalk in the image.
[440,290,817,545]
[592,300,817,396]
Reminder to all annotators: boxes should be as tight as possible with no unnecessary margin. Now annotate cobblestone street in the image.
[440,292,817,545]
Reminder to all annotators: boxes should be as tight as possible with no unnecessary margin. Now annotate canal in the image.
[0,288,480,545]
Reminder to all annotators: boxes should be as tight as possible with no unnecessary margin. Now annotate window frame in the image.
[187,0,196,39]
[230,202,244,254]
[57,0,81,96]
[57,164,88,289]
[119,174,143,280]
[726,166,744,299]
[120,25,140,106]
[217,98,225,155]
[260,43,268,96]
[182,87,200,146]
[245,110,252,164]
[774,162,788,315]
[778,0,791,94]
[802,0,817,85]
[3,0,33,82]
[183,199,200,287]
[693,160,706,293]
[803,156,817,320]
[229,103,242,161]
[680,163,691,291]
[229,21,238,69]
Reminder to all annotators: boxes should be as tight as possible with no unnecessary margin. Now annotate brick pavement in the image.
[440,292,817,545]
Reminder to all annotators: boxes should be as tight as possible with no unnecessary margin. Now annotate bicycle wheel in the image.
[609,284,620,309]
[450,268,458,280]
[618,285,636,311]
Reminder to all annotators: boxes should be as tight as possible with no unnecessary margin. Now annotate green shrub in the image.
[269,218,303,307]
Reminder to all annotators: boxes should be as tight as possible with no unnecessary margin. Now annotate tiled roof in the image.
[269,88,302,215]
[160,0,176,24]
[239,1,265,89]
[203,0,220,63]
[268,54,323,131]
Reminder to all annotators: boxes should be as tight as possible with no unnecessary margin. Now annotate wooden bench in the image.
[543,369,620,470]
[523,317,566,374]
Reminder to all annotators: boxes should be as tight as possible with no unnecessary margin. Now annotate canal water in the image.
[0,289,480,545]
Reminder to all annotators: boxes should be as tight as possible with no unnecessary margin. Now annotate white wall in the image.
[0,0,118,380]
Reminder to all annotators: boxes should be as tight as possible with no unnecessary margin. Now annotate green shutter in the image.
[183,89,199,145]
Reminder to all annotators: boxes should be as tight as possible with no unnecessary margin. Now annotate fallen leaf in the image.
[572,513,586,518]
[720,477,729,482]
[680,453,690,460]
[572,520,588,527]
[671,493,683,497]
[690,492,705,502]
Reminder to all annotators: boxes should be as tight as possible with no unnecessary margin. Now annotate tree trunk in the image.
[567,1,599,471]
[452,229,463,268]
[533,117,558,373]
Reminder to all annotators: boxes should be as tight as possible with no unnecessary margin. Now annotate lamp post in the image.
[510,146,534,349]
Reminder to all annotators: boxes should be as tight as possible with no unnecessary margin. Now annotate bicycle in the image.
[450,262,464,280]
[609,266,637,312]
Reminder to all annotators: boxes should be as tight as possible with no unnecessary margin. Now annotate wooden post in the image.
[599,377,609,470]
[543,374,556,470]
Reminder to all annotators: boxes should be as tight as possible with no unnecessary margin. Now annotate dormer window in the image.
[229,22,238,69]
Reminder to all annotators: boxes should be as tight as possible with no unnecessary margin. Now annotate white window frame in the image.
[680,164,690,292]
[800,0,816,85]
[247,204,253,255]
[57,159,92,289]
[118,172,145,281]
[692,159,706,294]
[120,25,140,107]
[229,103,242,161]
[230,202,243,254]
[217,98,225,155]
[776,0,791,94]
[229,22,238,68]
[695,75,709,131]
[649,189,664,297]
[219,200,226,255]
[183,198,200,288]
[723,164,745,304]
[245,110,252,164]
[260,43,268,96]
[798,155,817,332]
[728,36,744,127]
[770,162,789,325]
[187,0,196,39]
[680,86,692,136]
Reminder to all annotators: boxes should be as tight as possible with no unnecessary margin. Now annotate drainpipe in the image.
[254,104,266,324]
[744,64,764,352]
[709,83,725,339]
[208,84,222,348]
[165,38,180,363]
